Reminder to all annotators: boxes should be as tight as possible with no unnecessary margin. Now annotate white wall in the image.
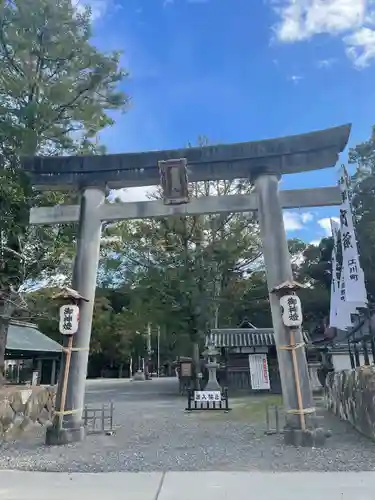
[332,353,367,371]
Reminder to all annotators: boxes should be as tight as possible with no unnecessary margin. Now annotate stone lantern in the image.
[202,339,221,391]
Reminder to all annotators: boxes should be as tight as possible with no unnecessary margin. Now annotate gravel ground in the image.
[1,378,375,473]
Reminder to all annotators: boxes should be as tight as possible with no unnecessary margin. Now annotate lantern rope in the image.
[277,342,305,350]
[286,407,316,415]
[62,347,90,352]
[54,409,81,416]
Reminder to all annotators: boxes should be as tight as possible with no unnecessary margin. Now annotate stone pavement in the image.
[0,471,374,500]
[4,378,375,473]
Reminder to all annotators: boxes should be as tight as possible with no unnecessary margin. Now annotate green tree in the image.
[99,189,339,371]
[28,287,134,378]
[100,176,262,385]
[0,0,129,384]
[219,237,334,333]
[289,238,333,332]
[349,126,375,302]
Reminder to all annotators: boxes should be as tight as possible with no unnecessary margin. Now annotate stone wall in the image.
[0,385,56,440]
[326,366,375,440]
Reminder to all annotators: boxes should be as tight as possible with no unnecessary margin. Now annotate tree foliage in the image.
[102,179,261,335]
[0,0,129,383]
[3,3,375,380]
[349,127,375,302]
[0,0,128,156]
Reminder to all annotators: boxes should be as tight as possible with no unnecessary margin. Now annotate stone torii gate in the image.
[22,123,351,446]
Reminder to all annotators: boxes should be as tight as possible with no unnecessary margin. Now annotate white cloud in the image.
[283,211,314,231]
[316,58,337,68]
[272,0,375,67]
[345,26,375,67]
[274,0,365,42]
[88,0,109,19]
[287,74,304,83]
[163,0,209,7]
[111,186,156,202]
[318,216,339,235]
[301,212,314,223]
[73,0,120,20]
[310,239,321,246]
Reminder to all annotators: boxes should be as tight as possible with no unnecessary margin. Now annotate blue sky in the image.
[85,0,375,244]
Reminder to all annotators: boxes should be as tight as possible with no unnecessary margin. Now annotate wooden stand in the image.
[289,330,306,430]
[58,334,73,429]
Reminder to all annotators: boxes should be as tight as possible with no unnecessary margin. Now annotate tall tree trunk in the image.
[0,294,13,386]
[0,319,9,386]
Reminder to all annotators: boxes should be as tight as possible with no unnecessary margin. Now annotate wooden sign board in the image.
[180,362,192,377]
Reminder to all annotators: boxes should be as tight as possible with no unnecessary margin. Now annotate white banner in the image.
[336,263,354,329]
[329,219,341,328]
[338,165,367,308]
[329,220,352,330]
[249,354,270,390]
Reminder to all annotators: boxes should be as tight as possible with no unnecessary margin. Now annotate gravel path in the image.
[1,379,375,473]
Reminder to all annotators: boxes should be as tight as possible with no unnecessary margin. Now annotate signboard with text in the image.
[249,354,270,390]
[186,388,230,412]
[194,391,222,402]
[180,362,192,377]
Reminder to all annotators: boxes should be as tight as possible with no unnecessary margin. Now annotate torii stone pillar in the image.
[255,173,323,445]
[46,187,106,445]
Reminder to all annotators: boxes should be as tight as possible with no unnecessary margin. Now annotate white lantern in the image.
[280,294,303,327]
[59,304,80,335]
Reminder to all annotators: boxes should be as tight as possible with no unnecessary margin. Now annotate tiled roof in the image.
[208,328,275,348]
[6,320,63,353]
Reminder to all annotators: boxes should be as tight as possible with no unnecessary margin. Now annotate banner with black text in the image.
[338,165,367,309]
[329,219,352,329]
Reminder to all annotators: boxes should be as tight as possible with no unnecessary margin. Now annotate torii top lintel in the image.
[21,124,351,191]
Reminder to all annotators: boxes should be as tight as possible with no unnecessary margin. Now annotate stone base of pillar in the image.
[204,379,222,391]
[308,362,324,394]
[283,426,329,447]
[132,370,146,381]
[45,425,86,446]
[204,363,221,391]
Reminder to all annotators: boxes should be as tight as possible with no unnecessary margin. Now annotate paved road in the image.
[1,377,375,473]
[84,376,179,404]
[1,471,374,500]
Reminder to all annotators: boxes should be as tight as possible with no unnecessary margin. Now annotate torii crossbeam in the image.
[30,186,341,225]
[21,123,351,447]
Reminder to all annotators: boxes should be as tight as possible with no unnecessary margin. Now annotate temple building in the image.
[4,320,62,385]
